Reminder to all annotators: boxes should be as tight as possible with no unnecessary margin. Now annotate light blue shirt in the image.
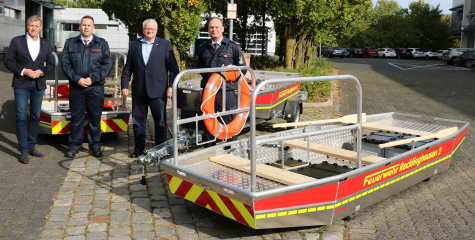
[141,38,154,65]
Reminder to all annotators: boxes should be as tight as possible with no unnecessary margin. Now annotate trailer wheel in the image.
[343,212,358,221]
[286,108,300,130]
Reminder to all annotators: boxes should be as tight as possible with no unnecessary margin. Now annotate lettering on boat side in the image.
[363,147,442,187]
[278,85,299,99]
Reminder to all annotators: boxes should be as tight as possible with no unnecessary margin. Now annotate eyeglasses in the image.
[143,28,157,31]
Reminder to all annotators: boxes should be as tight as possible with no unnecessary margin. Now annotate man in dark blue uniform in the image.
[197,17,247,147]
[62,15,112,158]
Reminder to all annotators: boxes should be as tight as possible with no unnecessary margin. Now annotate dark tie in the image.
[84,39,89,46]
[213,42,219,51]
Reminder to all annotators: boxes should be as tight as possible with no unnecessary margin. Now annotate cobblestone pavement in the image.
[331,58,475,240]
[0,60,342,239]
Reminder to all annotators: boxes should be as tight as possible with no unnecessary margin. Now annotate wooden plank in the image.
[362,122,432,136]
[283,139,385,165]
[273,113,366,128]
[209,154,316,185]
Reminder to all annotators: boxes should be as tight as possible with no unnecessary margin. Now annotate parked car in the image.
[317,46,327,56]
[347,48,363,58]
[322,46,345,58]
[442,48,475,65]
[407,48,424,58]
[362,48,378,57]
[394,48,412,59]
[342,48,350,57]
[453,50,475,67]
[436,50,444,59]
[423,49,439,60]
[378,48,396,58]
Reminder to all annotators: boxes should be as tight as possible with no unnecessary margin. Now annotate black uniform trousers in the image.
[203,90,238,147]
[132,95,168,151]
[69,85,104,150]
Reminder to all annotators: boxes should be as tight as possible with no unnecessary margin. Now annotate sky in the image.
[371,0,453,14]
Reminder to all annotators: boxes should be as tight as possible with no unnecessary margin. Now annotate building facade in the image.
[54,8,129,52]
[451,0,475,48]
[0,0,64,56]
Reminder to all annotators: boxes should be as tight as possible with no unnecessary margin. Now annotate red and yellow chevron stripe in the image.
[167,174,255,228]
[52,119,129,134]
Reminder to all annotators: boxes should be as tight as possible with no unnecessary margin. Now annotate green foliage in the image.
[342,0,456,49]
[102,0,206,53]
[270,60,334,102]
[55,0,104,8]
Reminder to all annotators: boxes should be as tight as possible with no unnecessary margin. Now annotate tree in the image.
[268,0,372,68]
[55,0,104,8]
[102,0,206,65]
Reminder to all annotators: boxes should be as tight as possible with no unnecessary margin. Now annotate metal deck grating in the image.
[182,160,286,192]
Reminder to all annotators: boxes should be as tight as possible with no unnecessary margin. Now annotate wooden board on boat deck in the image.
[209,154,316,185]
[283,139,385,165]
[362,123,432,136]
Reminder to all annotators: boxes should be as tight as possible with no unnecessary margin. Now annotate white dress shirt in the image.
[81,35,93,46]
[21,33,41,76]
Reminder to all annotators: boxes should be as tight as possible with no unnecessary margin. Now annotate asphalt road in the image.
[327,56,475,240]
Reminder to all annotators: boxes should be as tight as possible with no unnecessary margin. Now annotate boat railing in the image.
[115,52,127,107]
[249,75,363,192]
[49,51,127,113]
[171,66,256,159]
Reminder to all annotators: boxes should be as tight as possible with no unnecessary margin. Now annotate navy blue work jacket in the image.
[62,34,112,86]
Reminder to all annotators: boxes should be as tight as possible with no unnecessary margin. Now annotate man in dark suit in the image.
[62,15,111,158]
[121,19,179,158]
[4,15,55,164]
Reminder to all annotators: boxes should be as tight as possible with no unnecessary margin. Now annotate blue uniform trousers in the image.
[68,85,104,150]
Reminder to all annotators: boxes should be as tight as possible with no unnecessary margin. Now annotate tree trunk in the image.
[284,18,296,69]
[294,38,303,69]
[261,1,267,56]
[279,26,284,63]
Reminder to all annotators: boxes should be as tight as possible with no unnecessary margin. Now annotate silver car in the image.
[442,48,474,65]
[407,48,424,58]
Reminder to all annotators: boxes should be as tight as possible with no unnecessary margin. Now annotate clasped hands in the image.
[23,69,43,79]
[78,77,92,88]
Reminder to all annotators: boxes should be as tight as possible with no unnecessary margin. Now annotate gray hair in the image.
[27,15,42,26]
[142,19,158,29]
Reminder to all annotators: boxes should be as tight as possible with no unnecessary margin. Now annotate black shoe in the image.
[65,149,79,158]
[19,151,29,164]
[130,150,143,158]
[28,147,44,157]
[92,148,103,157]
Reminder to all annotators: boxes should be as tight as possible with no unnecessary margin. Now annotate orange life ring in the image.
[201,70,250,140]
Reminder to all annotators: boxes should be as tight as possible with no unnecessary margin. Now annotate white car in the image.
[436,50,445,59]
[407,48,425,58]
[378,48,396,58]
[423,49,439,60]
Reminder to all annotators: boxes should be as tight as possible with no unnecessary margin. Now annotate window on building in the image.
[107,25,118,30]
[4,7,21,20]
[95,24,107,29]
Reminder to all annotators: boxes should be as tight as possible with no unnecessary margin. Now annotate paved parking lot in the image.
[328,57,475,240]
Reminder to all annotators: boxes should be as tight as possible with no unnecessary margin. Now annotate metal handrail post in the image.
[250,75,363,192]
[52,52,58,113]
[172,66,255,166]
[115,52,127,106]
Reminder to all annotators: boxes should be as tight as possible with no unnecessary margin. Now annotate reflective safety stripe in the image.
[205,83,219,93]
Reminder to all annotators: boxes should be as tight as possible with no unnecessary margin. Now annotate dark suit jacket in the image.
[121,37,179,98]
[4,34,55,90]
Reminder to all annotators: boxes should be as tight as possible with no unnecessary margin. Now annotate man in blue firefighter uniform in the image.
[62,15,112,158]
[197,17,247,148]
